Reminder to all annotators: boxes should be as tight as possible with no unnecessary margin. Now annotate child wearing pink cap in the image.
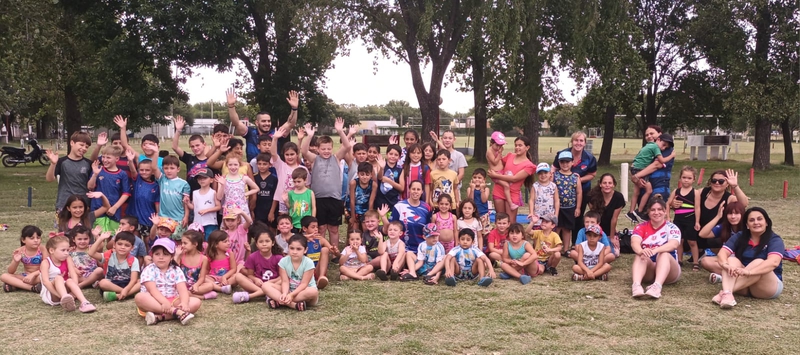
[485,132,517,210]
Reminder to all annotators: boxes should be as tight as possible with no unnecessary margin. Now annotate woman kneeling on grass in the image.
[630,197,682,300]
[712,207,784,309]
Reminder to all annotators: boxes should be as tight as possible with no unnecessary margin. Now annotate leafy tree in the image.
[384,100,419,128]
[543,104,577,137]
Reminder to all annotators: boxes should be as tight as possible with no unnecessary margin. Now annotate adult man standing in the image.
[226,88,300,161]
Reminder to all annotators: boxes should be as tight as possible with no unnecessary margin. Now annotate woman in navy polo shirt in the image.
[554,132,597,240]
[713,207,784,308]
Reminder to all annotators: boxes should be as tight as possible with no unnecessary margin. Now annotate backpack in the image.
[618,228,634,254]
[102,250,135,275]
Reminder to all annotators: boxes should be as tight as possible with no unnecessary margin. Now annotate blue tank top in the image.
[306,238,322,265]
[508,241,527,260]
[354,181,373,215]
[473,190,489,216]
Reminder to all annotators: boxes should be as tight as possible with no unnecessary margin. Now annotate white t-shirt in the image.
[192,188,218,226]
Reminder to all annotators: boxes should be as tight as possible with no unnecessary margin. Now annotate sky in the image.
[182,42,580,114]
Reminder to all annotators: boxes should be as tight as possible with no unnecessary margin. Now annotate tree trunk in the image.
[64,84,82,154]
[523,104,540,163]
[419,95,440,142]
[471,50,487,163]
[781,117,794,166]
[752,116,771,170]
[598,104,616,166]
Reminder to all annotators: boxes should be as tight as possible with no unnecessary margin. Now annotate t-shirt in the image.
[416,242,445,264]
[457,218,483,244]
[179,153,211,193]
[650,146,674,196]
[100,252,141,282]
[244,126,287,162]
[473,189,489,216]
[91,168,131,221]
[226,225,249,266]
[553,148,597,195]
[54,156,92,211]
[632,142,662,170]
[448,149,468,179]
[595,191,626,236]
[278,255,317,290]
[253,173,278,220]
[272,156,310,214]
[244,252,283,282]
[361,231,382,259]
[532,181,557,225]
[722,232,784,280]
[531,230,563,262]
[288,189,313,228]
[403,162,431,200]
[430,168,458,203]
[448,246,485,270]
[486,229,507,251]
[192,189,218,226]
[70,251,98,277]
[341,245,367,267]
[579,241,605,268]
[554,171,579,209]
[127,176,160,227]
[139,263,186,298]
[575,228,615,255]
[157,175,190,222]
[96,155,132,180]
[249,157,278,177]
[390,200,431,252]
[632,221,681,258]
[310,155,342,199]
[492,153,535,205]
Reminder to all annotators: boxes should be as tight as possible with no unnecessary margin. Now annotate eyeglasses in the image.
[710,178,727,185]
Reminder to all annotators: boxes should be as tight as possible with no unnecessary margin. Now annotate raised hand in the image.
[92,160,101,175]
[92,226,102,238]
[303,123,316,138]
[45,149,59,163]
[86,191,104,199]
[334,117,345,132]
[226,87,237,106]
[376,153,386,168]
[12,248,22,262]
[97,132,108,146]
[348,125,359,137]
[389,135,399,145]
[219,137,231,152]
[286,90,299,109]
[295,127,306,141]
[725,169,738,187]
[377,204,390,216]
[125,147,136,161]
[143,141,159,152]
[215,175,226,186]
[113,115,127,129]
[174,115,185,132]
[149,213,161,226]
[429,131,439,142]
[99,231,112,240]
[275,126,288,139]
[212,135,223,148]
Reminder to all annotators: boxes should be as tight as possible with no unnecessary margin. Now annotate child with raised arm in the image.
[263,235,319,311]
[338,231,375,281]
[444,229,495,287]
[499,223,539,284]
[405,224,446,285]
[172,116,213,195]
[572,224,611,281]
[45,131,93,221]
[300,118,352,250]
[528,214,563,276]
[627,134,674,223]
[39,236,96,312]
[187,168,221,240]
[349,162,377,230]
[176,230,216,300]
[87,144,131,232]
[66,226,104,289]
[89,231,141,301]
[220,207,253,272]
[529,163,559,230]
[376,220,406,281]
[135,238,201,325]
[126,154,160,239]
[56,192,110,234]
[467,169,491,218]
[152,155,190,236]
[485,132,517,210]
[232,224,284,304]
[215,156,259,217]
[554,151,582,252]
[271,127,309,216]
[1,225,45,293]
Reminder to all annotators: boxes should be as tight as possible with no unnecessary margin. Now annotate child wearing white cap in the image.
[528,163,559,229]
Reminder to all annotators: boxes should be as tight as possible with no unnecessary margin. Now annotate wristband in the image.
[227,104,235,108]
[291,107,298,111]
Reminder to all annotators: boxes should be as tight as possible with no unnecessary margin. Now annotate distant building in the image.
[357,117,399,135]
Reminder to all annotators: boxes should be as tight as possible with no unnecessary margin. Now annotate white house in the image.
[357,117,399,135]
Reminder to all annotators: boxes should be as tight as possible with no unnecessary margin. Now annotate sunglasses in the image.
[710,178,727,185]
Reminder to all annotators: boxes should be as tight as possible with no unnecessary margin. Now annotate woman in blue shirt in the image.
[713,207,784,308]
[553,131,597,242]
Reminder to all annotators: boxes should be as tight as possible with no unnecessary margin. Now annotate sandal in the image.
[423,275,437,285]
[294,301,307,311]
[692,263,701,272]
[399,273,417,282]
[30,283,41,293]
[267,298,280,309]
[178,311,195,325]
[3,283,15,293]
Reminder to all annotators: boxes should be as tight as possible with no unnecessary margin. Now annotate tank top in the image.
[699,188,731,227]
[223,175,249,214]
[181,255,202,287]
[306,238,322,263]
[46,257,68,281]
[353,180,373,215]
[673,188,696,223]
[507,241,527,260]
[580,241,604,268]
[386,239,400,258]
[435,212,454,231]
[208,253,231,277]
[309,155,342,199]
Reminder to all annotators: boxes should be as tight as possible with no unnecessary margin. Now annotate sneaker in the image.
[719,291,737,309]
[645,283,662,299]
[232,292,250,304]
[179,312,195,325]
[548,267,558,276]
[145,311,159,326]
[599,273,608,281]
[499,272,511,280]
[709,273,722,284]
[625,211,639,224]
[375,269,388,281]
[60,294,76,311]
[444,276,457,287]
[711,290,724,305]
[520,275,532,285]
[79,302,96,313]
[632,284,646,298]
[220,285,232,294]
[477,277,493,287]
[572,273,584,281]
[317,276,329,290]
[636,210,649,221]
[204,291,218,300]
[103,291,118,302]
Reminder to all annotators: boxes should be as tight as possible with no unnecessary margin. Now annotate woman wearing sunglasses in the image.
[695,169,749,253]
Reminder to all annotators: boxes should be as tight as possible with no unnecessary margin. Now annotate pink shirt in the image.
[272,156,310,213]
[225,224,248,266]
[492,153,535,204]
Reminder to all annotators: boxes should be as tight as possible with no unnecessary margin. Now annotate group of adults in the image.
[222,106,784,306]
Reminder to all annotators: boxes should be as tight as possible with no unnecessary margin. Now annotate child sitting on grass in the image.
[376,221,406,281]
[263,234,319,311]
[403,224,445,285]
[1,225,45,293]
[499,223,538,284]
[572,224,611,281]
[89,231,140,302]
[232,224,284,304]
[528,214,562,276]
[338,231,375,281]
[135,238,200,325]
[443,229,494,287]
[301,216,334,290]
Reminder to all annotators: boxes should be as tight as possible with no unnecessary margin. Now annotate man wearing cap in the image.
[226,88,300,161]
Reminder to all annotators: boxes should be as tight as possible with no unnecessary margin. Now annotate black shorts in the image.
[698,237,722,250]
[558,207,576,231]
[629,166,650,182]
[674,219,698,241]
[316,197,343,226]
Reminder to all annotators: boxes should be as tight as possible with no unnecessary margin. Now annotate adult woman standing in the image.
[553,132,597,234]
[385,180,431,255]
[643,125,675,201]
[693,169,749,251]
[587,174,626,240]
[630,197,682,299]
[713,207,784,308]
[488,137,536,223]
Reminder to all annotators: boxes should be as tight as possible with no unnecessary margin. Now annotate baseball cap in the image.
[490,132,507,145]
[152,238,176,254]
[540,214,558,225]
[585,224,603,236]
[659,133,674,147]
[222,207,239,220]
[423,223,440,238]
[196,168,214,179]
[157,218,178,233]
[557,151,573,161]
[536,162,550,173]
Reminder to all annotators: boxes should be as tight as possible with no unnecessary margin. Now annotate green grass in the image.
[1,137,799,354]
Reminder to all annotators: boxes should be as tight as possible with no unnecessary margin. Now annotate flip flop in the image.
[375,269,388,281]
[294,301,307,311]
[3,284,15,293]
[267,298,279,309]
[423,275,437,285]
[399,273,417,282]
[390,270,399,281]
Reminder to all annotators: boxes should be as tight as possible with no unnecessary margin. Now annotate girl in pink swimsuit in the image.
[432,195,457,254]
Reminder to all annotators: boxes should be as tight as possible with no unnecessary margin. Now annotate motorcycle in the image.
[1,138,50,167]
